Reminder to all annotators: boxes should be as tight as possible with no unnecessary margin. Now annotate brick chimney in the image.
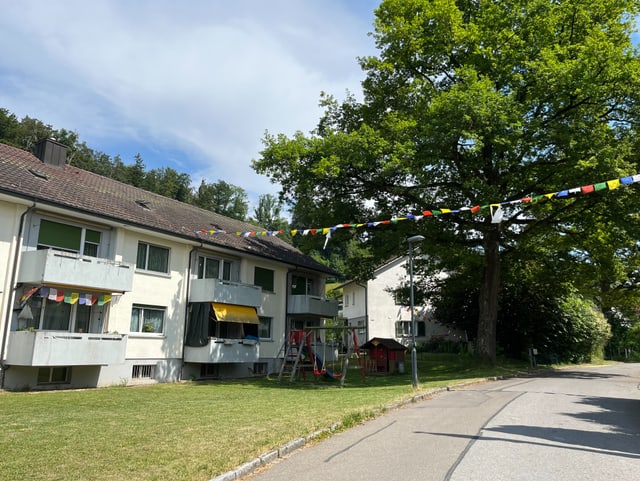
[35,138,68,167]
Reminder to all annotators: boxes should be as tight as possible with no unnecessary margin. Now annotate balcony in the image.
[5,331,128,366]
[287,295,339,318]
[183,339,260,364]
[189,278,262,307]
[18,249,134,293]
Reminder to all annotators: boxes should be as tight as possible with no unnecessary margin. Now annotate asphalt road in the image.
[242,363,640,481]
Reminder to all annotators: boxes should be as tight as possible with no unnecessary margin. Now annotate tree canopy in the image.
[254,0,640,363]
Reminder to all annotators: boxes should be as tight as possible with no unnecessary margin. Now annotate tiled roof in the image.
[0,142,335,274]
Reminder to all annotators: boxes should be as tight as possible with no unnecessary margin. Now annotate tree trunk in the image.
[477,225,501,365]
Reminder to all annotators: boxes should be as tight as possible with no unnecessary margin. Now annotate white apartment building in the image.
[340,256,464,348]
[0,139,338,390]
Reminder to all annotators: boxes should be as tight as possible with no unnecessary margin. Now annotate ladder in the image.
[277,329,312,382]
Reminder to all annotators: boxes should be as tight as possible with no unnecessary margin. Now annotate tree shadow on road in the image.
[548,369,628,380]
[421,391,640,459]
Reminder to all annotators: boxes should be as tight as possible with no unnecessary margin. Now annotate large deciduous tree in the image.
[194,179,249,221]
[250,194,289,231]
[254,0,640,363]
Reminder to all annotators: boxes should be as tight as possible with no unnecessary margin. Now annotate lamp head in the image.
[407,235,425,244]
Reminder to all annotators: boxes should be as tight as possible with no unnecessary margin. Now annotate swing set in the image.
[278,326,364,386]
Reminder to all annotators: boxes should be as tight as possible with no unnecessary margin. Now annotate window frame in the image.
[196,255,233,281]
[258,316,272,340]
[37,367,70,385]
[254,267,275,292]
[26,296,107,333]
[130,304,166,335]
[136,242,170,274]
[37,218,104,257]
[291,275,315,295]
[395,320,426,338]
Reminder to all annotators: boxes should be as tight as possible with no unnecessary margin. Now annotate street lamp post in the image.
[408,235,425,389]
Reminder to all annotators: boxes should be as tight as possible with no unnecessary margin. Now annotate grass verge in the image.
[0,354,529,481]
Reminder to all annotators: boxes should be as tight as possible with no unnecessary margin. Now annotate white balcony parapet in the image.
[189,278,262,307]
[18,249,134,293]
[184,339,259,364]
[6,331,128,366]
[287,295,339,318]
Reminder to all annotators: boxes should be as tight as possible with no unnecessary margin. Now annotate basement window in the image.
[37,367,70,385]
[132,364,155,379]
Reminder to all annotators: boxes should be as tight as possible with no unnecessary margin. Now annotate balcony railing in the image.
[183,338,260,364]
[18,249,134,293]
[5,331,128,366]
[189,278,262,307]
[287,295,339,318]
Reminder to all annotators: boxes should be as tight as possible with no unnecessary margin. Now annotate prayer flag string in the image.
[197,174,640,243]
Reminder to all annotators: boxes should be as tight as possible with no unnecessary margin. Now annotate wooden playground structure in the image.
[278,326,364,386]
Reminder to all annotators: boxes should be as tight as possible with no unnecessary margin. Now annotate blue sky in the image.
[0,0,380,208]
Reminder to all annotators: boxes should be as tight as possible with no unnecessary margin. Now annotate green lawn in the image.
[0,354,528,481]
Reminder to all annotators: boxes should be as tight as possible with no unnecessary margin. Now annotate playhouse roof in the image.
[361,337,407,351]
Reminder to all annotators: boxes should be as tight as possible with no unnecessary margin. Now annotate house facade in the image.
[0,140,338,390]
[340,257,465,348]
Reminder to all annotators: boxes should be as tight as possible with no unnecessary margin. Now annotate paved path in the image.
[240,363,640,481]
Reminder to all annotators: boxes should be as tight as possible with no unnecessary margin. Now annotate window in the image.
[200,364,219,378]
[418,321,426,337]
[197,255,232,280]
[393,287,409,306]
[130,305,165,334]
[83,229,101,257]
[37,367,70,384]
[253,362,268,375]
[137,242,169,273]
[254,267,274,292]
[42,300,72,330]
[27,296,106,333]
[38,219,103,257]
[291,275,314,295]
[291,319,320,330]
[258,316,272,339]
[395,321,426,337]
[74,304,92,333]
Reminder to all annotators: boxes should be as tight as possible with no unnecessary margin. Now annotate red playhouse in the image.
[361,337,407,374]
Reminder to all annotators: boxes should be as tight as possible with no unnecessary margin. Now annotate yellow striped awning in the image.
[211,303,259,324]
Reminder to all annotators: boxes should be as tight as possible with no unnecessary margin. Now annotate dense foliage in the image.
[254,0,640,363]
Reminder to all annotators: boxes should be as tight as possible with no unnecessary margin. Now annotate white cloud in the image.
[0,0,378,204]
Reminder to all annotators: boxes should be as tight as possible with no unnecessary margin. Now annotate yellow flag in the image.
[607,179,621,190]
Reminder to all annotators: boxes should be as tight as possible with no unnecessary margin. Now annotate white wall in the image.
[0,201,27,385]
[247,257,288,359]
[113,231,190,361]
[366,258,408,339]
